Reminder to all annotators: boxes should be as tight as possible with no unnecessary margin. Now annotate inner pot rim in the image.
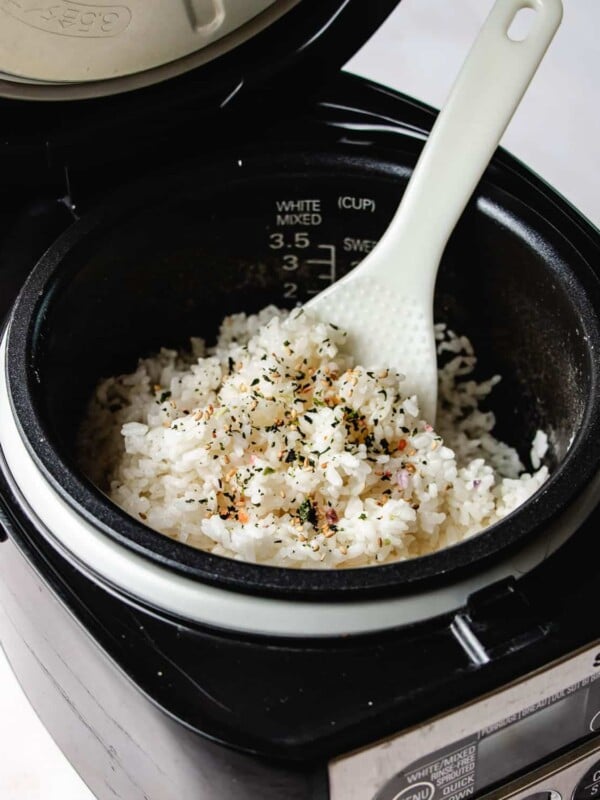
[6,156,600,602]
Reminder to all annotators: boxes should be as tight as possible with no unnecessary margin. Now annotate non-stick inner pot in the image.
[8,151,600,598]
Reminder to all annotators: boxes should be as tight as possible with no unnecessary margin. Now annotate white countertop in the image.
[348,0,600,229]
[1,1,598,797]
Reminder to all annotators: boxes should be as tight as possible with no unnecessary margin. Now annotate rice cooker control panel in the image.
[476,743,600,800]
[328,642,600,800]
[572,757,600,800]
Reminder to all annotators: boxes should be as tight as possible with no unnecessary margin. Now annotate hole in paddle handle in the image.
[507,6,538,41]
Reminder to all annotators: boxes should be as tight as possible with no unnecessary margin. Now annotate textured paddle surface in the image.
[305,273,438,422]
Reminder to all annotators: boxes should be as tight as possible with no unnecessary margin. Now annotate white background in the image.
[1,1,598,797]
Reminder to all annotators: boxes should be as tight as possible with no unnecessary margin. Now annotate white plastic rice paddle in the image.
[305,0,563,422]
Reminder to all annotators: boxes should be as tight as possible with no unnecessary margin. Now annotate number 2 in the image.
[283,283,298,299]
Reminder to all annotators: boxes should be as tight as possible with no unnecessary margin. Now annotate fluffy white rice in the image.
[78,306,548,568]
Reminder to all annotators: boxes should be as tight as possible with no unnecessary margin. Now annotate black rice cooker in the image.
[1,2,600,799]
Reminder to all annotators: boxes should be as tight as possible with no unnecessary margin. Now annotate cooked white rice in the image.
[78,306,548,568]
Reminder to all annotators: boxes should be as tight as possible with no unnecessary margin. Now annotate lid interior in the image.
[0,0,294,84]
[0,0,399,101]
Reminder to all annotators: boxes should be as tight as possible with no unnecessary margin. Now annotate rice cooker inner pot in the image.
[6,145,600,600]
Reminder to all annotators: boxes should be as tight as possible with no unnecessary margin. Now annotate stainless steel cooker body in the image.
[0,0,301,97]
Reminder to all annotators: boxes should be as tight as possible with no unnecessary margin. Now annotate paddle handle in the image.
[366,0,563,297]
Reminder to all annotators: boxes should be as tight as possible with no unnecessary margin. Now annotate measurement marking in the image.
[306,244,336,284]
[306,289,322,295]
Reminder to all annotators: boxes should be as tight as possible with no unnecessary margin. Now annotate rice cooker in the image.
[1,2,600,799]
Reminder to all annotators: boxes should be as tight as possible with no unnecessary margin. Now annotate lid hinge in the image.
[454,577,551,664]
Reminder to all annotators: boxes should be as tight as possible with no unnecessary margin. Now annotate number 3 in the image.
[282,254,299,271]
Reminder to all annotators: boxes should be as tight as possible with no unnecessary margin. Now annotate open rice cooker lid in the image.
[0,0,398,101]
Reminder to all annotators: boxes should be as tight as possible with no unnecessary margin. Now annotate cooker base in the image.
[1,456,600,799]
[0,528,324,800]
